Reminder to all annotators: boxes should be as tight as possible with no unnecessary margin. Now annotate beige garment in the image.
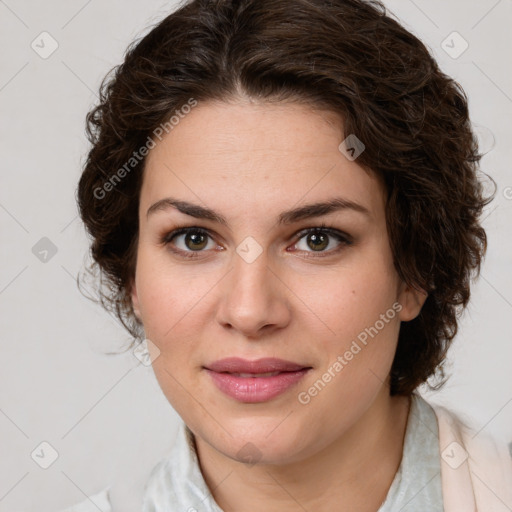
[433,402,512,512]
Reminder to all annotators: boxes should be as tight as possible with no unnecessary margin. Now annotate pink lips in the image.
[204,357,311,403]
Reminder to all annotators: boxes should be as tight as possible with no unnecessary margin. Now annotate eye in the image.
[290,223,353,258]
[160,223,353,260]
[160,227,220,259]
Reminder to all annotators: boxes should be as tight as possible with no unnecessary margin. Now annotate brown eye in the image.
[305,232,329,251]
[291,226,353,257]
[183,231,209,251]
[161,227,217,258]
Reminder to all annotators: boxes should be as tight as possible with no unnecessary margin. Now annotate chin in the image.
[199,415,317,465]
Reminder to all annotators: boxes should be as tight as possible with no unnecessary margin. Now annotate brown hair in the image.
[77,0,493,395]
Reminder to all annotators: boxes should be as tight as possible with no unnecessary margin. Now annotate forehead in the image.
[149,99,345,160]
[140,100,385,224]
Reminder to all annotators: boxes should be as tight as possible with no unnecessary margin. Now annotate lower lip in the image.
[205,369,310,403]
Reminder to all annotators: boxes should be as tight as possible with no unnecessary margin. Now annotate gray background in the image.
[0,0,511,511]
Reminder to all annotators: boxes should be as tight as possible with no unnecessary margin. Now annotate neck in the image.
[194,389,411,512]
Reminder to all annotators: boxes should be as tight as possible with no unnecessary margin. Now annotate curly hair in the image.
[77,0,493,395]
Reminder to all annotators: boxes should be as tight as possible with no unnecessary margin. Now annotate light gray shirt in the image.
[377,392,443,511]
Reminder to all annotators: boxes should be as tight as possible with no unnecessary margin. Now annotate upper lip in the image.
[204,357,310,373]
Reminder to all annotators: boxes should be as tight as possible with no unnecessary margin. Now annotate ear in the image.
[130,278,142,322]
[396,281,428,321]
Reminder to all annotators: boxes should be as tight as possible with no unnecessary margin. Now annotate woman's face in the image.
[131,99,425,464]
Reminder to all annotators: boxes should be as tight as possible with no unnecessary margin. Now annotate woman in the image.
[72,0,512,510]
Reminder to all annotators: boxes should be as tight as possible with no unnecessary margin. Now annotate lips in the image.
[204,357,312,403]
[205,357,308,374]
[229,371,281,377]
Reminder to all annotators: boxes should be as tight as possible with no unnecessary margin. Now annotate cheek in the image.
[294,263,401,403]
[296,260,399,342]
[135,248,212,339]
[134,254,208,412]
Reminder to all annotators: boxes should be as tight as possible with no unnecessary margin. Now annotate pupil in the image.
[308,233,328,251]
[187,232,206,250]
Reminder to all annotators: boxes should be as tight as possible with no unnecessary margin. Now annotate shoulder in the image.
[427,398,512,512]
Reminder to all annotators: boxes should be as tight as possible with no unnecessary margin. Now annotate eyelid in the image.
[293,223,353,244]
[160,226,212,245]
[288,224,353,258]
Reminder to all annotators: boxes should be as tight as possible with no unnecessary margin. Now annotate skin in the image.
[131,99,427,512]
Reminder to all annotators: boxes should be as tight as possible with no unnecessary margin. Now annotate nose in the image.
[215,248,291,339]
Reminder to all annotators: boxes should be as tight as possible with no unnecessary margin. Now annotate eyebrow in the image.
[146,196,371,225]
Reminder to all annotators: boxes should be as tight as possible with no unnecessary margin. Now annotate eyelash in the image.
[159,222,353,260]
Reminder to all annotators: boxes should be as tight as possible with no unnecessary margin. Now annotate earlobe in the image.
[397,282,428,322]
[130,279,142,321]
